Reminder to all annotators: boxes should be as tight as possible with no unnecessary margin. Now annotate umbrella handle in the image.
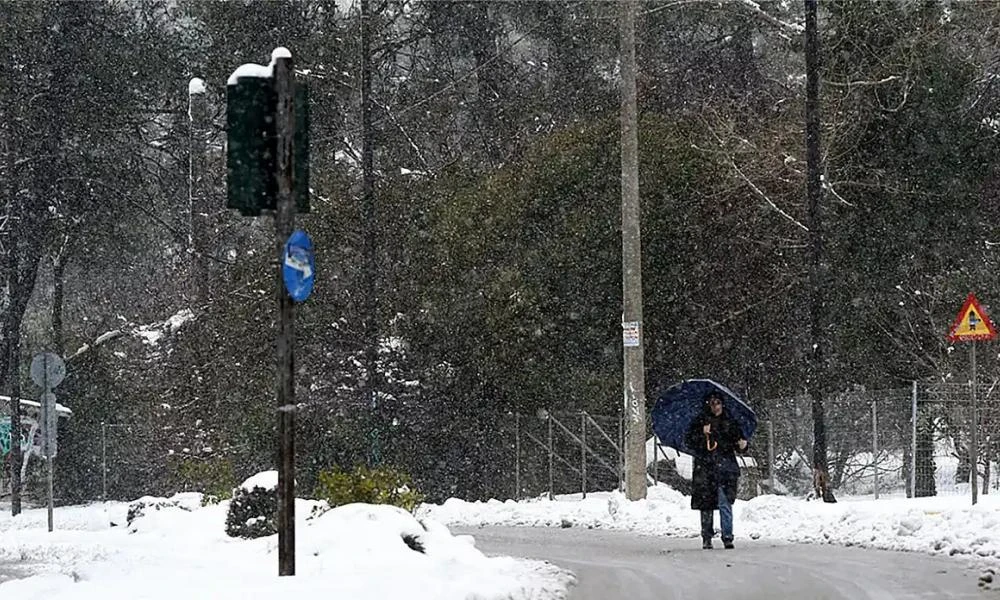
[705,433,717,452]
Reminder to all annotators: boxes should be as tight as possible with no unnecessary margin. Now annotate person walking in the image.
[685,391,748,549]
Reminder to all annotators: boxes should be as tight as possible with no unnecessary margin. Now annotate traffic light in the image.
[226,76,310,217]
[294,83,310,214]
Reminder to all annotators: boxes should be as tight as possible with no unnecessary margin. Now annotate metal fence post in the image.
[618,412,625,492]
[514,412,520,501]
[985,433,992,496]
[548,414,554,501]
[581,412,587,499]
[767,419,775,492]
[910,381,917,498]
[101,422,107,502]
[872,398,880,500]
[652,436,658,485]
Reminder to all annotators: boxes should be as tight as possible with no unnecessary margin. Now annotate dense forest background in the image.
[2,0,1000,503]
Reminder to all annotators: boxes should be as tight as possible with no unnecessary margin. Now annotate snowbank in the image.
[188,78,206,95]
[422,485,1000,564]
[0,495,572,600]
[239,470,278,492]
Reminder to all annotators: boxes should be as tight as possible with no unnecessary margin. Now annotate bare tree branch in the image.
[730,158,809,231]
[644,0,803,35]
[55,176,235,266]
[824,75,902,88]
[822,178,856,208]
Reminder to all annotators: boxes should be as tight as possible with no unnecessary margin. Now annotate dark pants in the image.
[700,485,733,541]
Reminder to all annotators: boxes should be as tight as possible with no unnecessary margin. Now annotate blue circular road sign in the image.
[282,229,315,303]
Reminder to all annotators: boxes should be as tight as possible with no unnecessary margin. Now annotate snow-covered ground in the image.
[4,481,996,599]
[0,494,572,600]
[423,485,1000,564]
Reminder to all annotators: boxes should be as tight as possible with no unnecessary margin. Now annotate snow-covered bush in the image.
[312,465,424,514]
[171,456,236,503]
[126,493,202,532]
[225,471,278,539]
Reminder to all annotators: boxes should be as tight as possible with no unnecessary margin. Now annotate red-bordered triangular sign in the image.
[947,293,997,342]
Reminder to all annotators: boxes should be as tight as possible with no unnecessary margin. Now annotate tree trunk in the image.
[805,0,835,503]
[52,251,64,356]
[3,123,20,515]
[983,441,991,494]
[955,441,971,483]
[361,0,381,467]
[3,1,75,512]
[465,3,503,164]
[5,305,21,514]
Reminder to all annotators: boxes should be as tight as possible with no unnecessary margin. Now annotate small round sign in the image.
[30,352,66,390]
[282,229,315,303]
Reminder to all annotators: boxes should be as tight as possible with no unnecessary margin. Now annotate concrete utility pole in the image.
[620,0,647,501]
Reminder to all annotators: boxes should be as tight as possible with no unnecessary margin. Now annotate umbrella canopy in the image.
[651,378,757,455]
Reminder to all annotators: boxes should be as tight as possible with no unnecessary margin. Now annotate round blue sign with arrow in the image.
[282,229,315,303]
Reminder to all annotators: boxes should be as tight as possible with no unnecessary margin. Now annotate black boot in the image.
[700,511,714,550]
[723,538,734,550]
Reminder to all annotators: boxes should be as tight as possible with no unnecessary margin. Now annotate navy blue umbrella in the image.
[651,379,756,455]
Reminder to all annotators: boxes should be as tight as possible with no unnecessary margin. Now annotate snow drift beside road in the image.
[0,495,572,600]
[422,485,1000,564]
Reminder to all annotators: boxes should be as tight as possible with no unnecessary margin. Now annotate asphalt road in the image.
[459,526,991,600]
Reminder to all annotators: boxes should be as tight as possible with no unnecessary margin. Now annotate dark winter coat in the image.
[685,407,744,511]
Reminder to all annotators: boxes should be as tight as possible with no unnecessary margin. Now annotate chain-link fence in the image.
[8,384,998,506]
[915,383,1000,498]
[759,386,913,498]
[493,383,1000,504]
[757,383,1000,500]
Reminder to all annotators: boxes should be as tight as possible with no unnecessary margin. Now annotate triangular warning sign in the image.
[947,293,997,342]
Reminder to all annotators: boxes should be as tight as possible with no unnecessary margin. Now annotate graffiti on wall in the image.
[0,416,38,457]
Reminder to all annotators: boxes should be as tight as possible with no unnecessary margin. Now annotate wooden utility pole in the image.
[361,0,380,466]
[620,0,647,501]
[273,52,297,577]
[804,0,835,503]
[188,78,210,304]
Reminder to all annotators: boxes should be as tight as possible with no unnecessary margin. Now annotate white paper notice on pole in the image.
[622,321,640,347]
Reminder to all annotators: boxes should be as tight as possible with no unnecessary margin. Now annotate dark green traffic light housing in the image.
[226,72,310,217]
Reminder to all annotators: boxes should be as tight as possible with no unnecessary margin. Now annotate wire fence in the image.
[6,381,999,506]
[512,382,1000,505]
[758,386,914,498]
[95,422,173,502]
[757,382,1000,500]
